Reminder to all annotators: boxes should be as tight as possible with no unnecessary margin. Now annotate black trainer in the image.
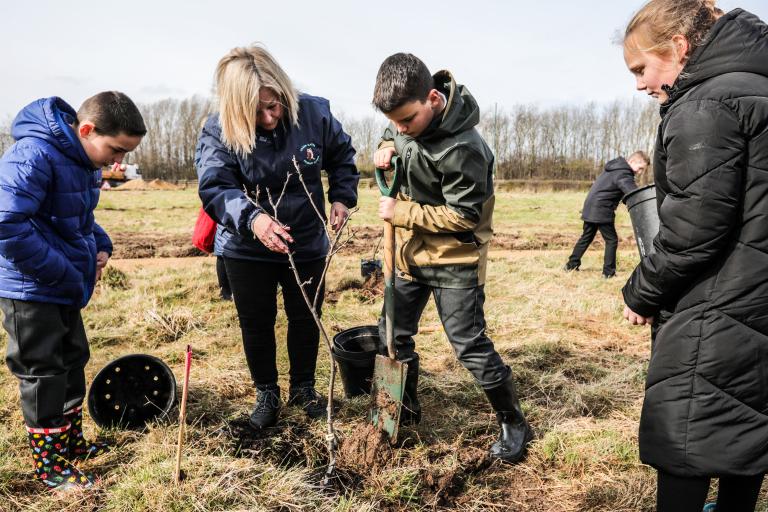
[288,384,327,419]
[249,385,281,429]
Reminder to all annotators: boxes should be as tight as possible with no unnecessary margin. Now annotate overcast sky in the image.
[2,1,766,122]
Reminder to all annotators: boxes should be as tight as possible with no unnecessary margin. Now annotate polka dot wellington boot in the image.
[64,406,110,461]
[27,424,94,490]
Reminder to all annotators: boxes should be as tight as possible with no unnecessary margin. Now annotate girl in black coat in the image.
[622,1,768,511]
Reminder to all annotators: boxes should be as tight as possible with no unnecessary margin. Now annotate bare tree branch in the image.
[244,157,357,485]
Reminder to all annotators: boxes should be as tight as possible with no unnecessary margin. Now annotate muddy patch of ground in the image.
[420,446,492,508]
[220,413,501,508]
[109,228,634,260]
[336,422,393,473]
[346,227,635,252]
[110,233,205,259]
[222,415,320,467]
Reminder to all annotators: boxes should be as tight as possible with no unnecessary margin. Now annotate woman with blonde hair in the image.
[197,45,359,430]
[621,1,768,510]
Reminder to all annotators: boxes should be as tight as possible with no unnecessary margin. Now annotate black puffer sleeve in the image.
[622,100,745,316]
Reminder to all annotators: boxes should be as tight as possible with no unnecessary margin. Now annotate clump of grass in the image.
[101,266,130,290]
[524,341,573,371]
[537,424,638,476]
[580,471,656,511]
[576,387,623,418]
[336,277,363,292]
[143,306,199,344]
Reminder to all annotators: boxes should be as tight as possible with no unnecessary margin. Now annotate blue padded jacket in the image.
[0,97,112,308]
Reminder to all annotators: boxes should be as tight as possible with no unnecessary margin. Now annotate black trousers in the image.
[223,257,325,390]
[1,298,89,428]
[378,277,510,389]
[567,221,619,275]
[657,470,764,512]
[216,256,231,298]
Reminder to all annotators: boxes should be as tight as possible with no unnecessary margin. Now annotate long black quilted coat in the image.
[622,9,768,477]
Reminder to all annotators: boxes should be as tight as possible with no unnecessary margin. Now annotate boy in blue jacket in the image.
[0,92,145,489]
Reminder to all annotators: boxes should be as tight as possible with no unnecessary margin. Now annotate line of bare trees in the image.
[129,96,211,180]
[0,97,660,182]
[478,98,659,180]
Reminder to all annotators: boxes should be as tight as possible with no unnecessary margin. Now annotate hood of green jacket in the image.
[420,70,480,142]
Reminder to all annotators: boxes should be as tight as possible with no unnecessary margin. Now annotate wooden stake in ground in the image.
[174,344,192,484]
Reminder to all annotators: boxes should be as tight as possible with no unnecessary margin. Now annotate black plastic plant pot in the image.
[88,354,177,430]
[332,325,383,397]
[623,184,659,259]
[360,259,382,279]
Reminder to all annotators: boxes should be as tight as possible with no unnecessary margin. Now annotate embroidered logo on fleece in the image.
[300,143,320,165]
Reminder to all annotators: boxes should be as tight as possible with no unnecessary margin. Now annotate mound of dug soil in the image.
[113,179,180,191]
[336,422,392,473]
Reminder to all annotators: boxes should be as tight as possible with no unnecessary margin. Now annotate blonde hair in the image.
[215,45,299,155]
[624,0,722,56]
[629,150,651,165]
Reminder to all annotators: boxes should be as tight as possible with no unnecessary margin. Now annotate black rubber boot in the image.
[400,355,421,426]
[483,373,533,464]
[249,385,281,429]
[288,383,327,419]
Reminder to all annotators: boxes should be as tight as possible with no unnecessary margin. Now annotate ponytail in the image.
[624,0,721,56]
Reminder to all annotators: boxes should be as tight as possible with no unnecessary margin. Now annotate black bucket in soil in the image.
[88,354,177,429]
[360,259,382,279]
[332,325,383,397]
[623,184,659,258]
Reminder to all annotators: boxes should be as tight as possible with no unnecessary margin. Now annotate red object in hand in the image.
[192,207,216,254]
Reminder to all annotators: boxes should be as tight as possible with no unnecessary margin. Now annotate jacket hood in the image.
[664,9,768,109]
[422,70,480,141]
[10,97,94,169]
[605,157,632,172]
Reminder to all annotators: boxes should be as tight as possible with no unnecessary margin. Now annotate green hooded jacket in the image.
[379,70,495,288]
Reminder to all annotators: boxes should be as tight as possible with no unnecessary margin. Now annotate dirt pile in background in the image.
[345,226,635,252]
[113,179,180,191]
[110,233,203,259]
[109,226,635,260]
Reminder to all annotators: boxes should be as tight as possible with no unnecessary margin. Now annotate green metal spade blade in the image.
[369,355,407,442]
[369,155,406,443]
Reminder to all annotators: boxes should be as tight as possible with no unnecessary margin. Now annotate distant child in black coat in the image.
[565,151,649,277]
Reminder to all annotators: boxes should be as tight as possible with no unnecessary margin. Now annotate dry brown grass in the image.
[1,189,760,511]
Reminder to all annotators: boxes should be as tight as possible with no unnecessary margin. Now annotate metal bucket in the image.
[88,354,177,429]
[332,325,383,397]
[623,184,659,258]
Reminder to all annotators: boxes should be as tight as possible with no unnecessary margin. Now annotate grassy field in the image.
[0,187,756,511]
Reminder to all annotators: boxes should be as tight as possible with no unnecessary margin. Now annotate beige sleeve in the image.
[392,200,476,233]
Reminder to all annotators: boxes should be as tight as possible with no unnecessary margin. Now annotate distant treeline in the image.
[0,97,660,182]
